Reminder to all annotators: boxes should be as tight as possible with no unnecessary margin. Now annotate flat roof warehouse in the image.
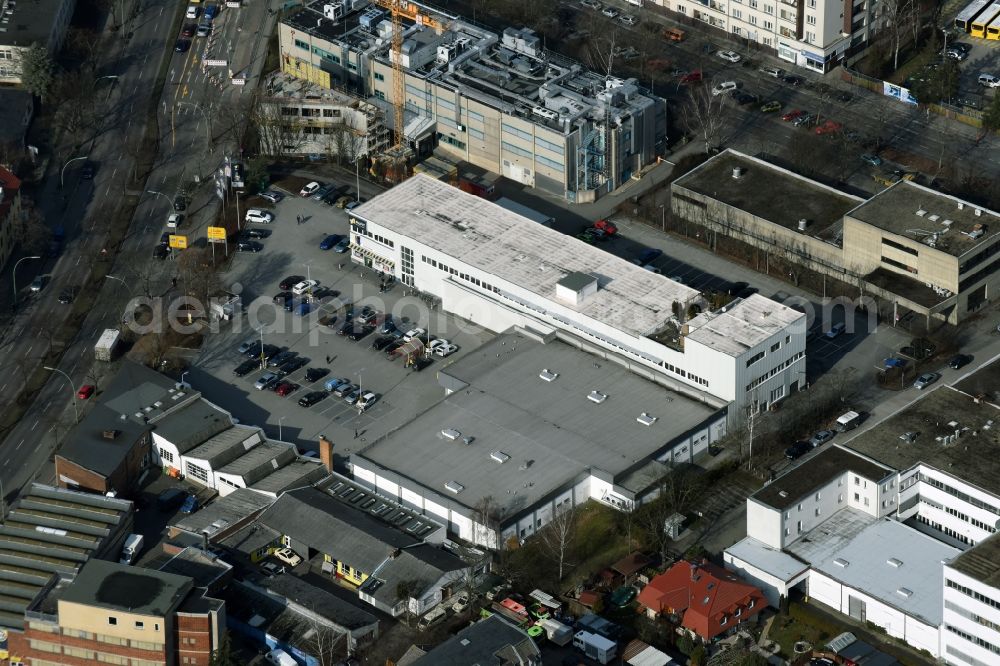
[355,332,725,516]
[352,174,701,338]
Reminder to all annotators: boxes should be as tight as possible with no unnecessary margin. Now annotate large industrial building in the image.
[279,1,667,201]
[725,359,1000,664]
[350,173,807,423]
[672,149,1000,325]
[352,330,730,547]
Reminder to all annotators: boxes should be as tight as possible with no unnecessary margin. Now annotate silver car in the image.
[254,372,280,390]
[913,372,940,389]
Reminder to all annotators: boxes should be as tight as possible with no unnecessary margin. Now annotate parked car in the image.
[759,65,783,78]
[305,367,329,383]
[581,0,601,9]
[242,228,270,240]
[434,343,458,357]
[760,100,782,113]
[58,288,76,304]
[333,382,357,398]
[254,372,281,390]
[451,591,471,613]
[948,354,971,369]
[259,190,284,204]
[785,441,811,460]
[157,488,187,512]
[173,195,186,211]
[76,385,95,400]
[233,359,258,377]
[679,69,703,84]
[185,5,199,19]
[403,327,426,342]
[345,200,364,210]
[298,391,327,407]
[310,184,335,201]
[979,73,1000,88]
[717,50,741,63]
[153,243,169,260]
[814,119,842,135]
[179,495,199,514]
[861,153,882,166]
[810,430,835,447]
[261,561,285,577]
[601,6,619,17]
[712,81,738,96]
[357,391,379,411]
[731,91,757,105]
[30,276,44,292]
[781,109,803,122]
[300,181,322,196]
[274,548,302,567]
[294,302,313,317]
[268,350,296,368]
[292,279,318,295]
[166,213,184,228]
[236,241,263,253]
[344,389,363,405]
[371,335,396,351]
[279,275,305,290]
[913,372,940,389]
[333,237,351,253]
[782,74,804,86]
[261,344,281,360]
[195,23,211,37]
[319,234,342,250]
[792,113,815,127]
[349,326,375,341]
[174,39,190,52]
[825,322,846,339]
[274,381,298,397]
[245,209,274,224]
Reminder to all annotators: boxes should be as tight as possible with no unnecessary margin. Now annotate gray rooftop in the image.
[411,615,540,665]
[249,459,329,496]
[153,399,232,455]
[353,174,701,338]
[808,518,959,626]
[953,360,1000,407]
[847,180,1000,258]
[358,331,723,514]
[217,441,296,480]
[219,522,280,555]
[265,572,379,631]
[59,362,197,477]
[725,537,810,582]
[0,485,133,630]
[686,293,805,357]
[672,150,863,241]
[0,0,70,47]
[172,488,274,538]
[949,532,1000,588]
[60,559,192,617]
[158,547,232,589]
[183,425,263,467]
[0,89,32,144]
[844,382,1000,496]
[752,446,894,511]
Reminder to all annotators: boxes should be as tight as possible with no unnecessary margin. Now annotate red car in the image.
[781,109,803,122]
[274,381,298,397]
[815,119,843,135]
[679,69,703,84]
[181,23,197,38]
[76,385,95,400]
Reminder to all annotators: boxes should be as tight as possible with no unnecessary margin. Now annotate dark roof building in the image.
[409,615,541,665]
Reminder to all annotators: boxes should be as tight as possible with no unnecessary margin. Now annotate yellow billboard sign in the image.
[207,226,227,240]
[168,235,188,249]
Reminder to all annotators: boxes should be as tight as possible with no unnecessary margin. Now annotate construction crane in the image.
[371,0,445,181]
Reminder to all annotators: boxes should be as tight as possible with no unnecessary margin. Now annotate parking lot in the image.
[187,181,493,456]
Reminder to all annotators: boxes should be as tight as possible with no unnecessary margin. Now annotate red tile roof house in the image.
[637,560,767,641]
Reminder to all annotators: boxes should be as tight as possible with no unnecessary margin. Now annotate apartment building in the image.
[349,173,805,425]
[0,165,22,270]
[279,1,667,202]
[0,0,77,85]
[672,150,1000,325]
[21,559,224,666]
[646,0,878,73]
[725,360,1000,663]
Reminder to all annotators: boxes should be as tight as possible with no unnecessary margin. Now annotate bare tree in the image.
[303,613,347,666]
[680,83,730,154]
[14,203,51,255]
[538,504,578,582]
[249,93,307,157]
[636,465,704,560]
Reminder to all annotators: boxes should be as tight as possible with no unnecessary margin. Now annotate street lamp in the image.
[303,262,312,282]
[354,154,364,202]
[105,273,135,295]
[43,366,79,424]
[659,204,665,233]
[146,189,173,207]
[180,371,190,387]
[11,255,41,311]
[61,155,90,189]
[278,416,286,441]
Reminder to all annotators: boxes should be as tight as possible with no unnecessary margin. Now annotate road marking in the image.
[76,256,82,266]
[111,167,117,179]
[16,439,23,450]
[0,384,5,392]
[25,345,32,354]
[30,421,38,431]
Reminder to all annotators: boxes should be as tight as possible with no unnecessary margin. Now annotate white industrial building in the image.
[350,174,806,425]
[725,360,1000,663]
[351,330,729,548]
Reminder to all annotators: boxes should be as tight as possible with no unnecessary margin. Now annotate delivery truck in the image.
[120,533,144,565]
[835,410,862,432]
[94,328,121,362]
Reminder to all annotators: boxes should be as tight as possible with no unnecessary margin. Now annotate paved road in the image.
[0,0,279,503]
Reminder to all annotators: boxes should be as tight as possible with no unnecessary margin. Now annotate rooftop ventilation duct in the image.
[441,429,461,440]
[539,369,559,382]
[587,390,607,404]
[637,413,657,426]
[732,167,745,179]
[444,481,465,494]
[490,451,510,463]
[798,219,808,231]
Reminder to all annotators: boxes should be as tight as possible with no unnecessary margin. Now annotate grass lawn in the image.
[767,610,835,660]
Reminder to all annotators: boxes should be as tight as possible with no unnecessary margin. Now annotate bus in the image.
[956,0,993,31]
[988,12,1000,38]
[971,1,1000,37]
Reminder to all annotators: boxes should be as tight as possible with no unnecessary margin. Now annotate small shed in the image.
[612,552,652,581]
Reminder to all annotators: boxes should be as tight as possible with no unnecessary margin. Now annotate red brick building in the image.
[20,559,224,666]
[0,166,22,271]
[637,560,767,641]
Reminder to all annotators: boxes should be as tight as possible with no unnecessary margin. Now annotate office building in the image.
[0,0,77,85]
[0,165,22,270]
[279,1,667,201]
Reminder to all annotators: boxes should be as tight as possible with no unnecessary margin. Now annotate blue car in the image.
[294,302,313,317]
[203,3,219,19]
[637,248,663,264]
[179,495,199,514]
[319,234,341,251]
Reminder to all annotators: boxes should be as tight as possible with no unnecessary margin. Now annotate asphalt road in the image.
[0,0,280,502]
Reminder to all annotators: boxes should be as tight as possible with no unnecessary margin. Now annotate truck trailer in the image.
[94,328,121,362]
[120,533,144,565]
[573,631,616,664]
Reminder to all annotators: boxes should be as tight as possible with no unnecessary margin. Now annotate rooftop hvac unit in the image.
[539,368,559,382]
[490,451,510,463]
[975,208,982,216]
[532,106,558,121]
[587,390,607,404]
[323,2,345,19]
[444,481,465,494]
[732,167,745,179]
[915,209,926,216]
[441,428,461,440]
[798,219,808,231]
[637,413,658,426]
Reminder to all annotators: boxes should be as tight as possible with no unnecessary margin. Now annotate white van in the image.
[835,411,861,432]
[978,73,1000,88]
[266,648,297,666]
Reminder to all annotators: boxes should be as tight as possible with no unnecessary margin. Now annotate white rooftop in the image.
[352,174,702,338]
[686,293,805,357]
[726,536,810,582]
[808,517,959,626]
